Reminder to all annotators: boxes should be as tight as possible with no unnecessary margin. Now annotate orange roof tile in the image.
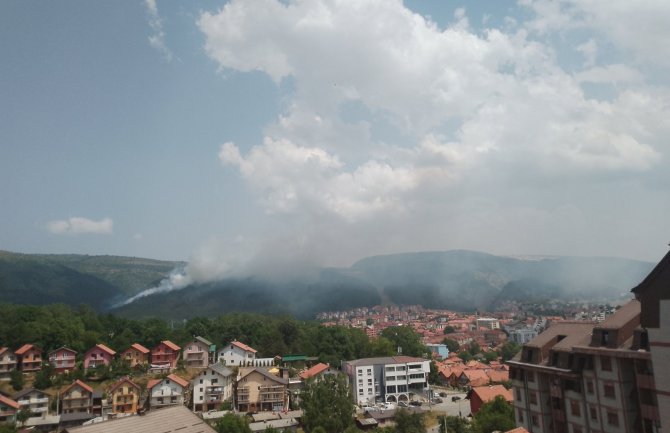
[506,428,530,433]
[109,377,140,392]
[300,363,330,380]
[462,369,490,387]
[15,344,36,355]
[62,379,93,395]
[167,374,189,388]
[471,385,513,404]
[231,340,257,353]
[162,340,181,351]
[0,395,19,410]
[146,379,162,390]
[0,347,9,356]
[96,344,116,356]
[130,343,150,354]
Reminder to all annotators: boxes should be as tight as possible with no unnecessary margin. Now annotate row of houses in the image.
[0,338,277,379]
[436,355,510,388]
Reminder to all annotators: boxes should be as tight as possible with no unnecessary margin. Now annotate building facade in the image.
[508,300,660,433]
[109,377,140,414]
[12,388,50,419]
[147,374,188,409]
[83,344,116,370]
[121,343,150,368]
[0,347,16,380]
[15,344,42,372]
[235,367,288,413]
[218,340,257,366]
[49,347,77,372]
[183,337,212,369]
[342,356,431,406]
[192,363,234,412]
[151,341,181,371]
[60,380,93,414]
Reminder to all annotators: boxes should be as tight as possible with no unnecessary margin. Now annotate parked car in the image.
[451,396,462,402]
[439,392,448,397]
[410,401,422,406]
[431,397,443,404]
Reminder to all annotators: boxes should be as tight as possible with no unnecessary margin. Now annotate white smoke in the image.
[117,268,192,306]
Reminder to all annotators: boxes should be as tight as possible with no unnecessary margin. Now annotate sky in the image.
[1,0,669,282]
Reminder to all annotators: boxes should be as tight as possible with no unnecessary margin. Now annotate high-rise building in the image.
[509,300,660,433]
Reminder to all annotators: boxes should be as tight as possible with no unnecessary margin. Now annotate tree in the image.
[482,351,498,364]
[471,395,515,433]
[443,326,456,334]
[443,338,460,353]
[10,369,24,391]
[467,342,481,356]
[301,374,354,433]
[500,342,521,362]
[0,424,18,433]
[215,413,252,433]
[381,326,427,357]
[34,364,53,390]
[438,416,470,433]
[394,409,425,433]
[16,408,32,427]
[428,361,439,384]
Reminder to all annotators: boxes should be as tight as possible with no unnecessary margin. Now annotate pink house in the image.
[83,344,116,370]
[151,340,181,371]
[49,347,77,373]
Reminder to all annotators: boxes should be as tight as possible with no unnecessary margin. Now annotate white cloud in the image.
[144,0,173,61]
[47,217,113,235]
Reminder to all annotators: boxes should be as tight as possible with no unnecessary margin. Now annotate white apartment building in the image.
[192,363,234,412]
[342,356,430,406]
[147,374,189,409]
[12,388,50,419]
[476,317,501,330]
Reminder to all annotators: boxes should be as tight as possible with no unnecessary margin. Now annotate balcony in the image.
[550,385,563,398]
[641,404,660,422]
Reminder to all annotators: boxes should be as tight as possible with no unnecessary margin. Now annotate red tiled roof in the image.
[95,344,116,356]
[15,344,36,355]
[167,374,189,388]
[471,385,513,404]
[300,363,330,380]
[109,377,139,392]
[462,369,489,387]
[506,427,531,433]
[231,340,257,353]
[0,395,19,410]
[162,340,181,351]
[486,369,509,383]
[62,379,93,395]
[0,347,9,356]
[130,343,150,354]
[146,379,162,390]
[49,346,77,356]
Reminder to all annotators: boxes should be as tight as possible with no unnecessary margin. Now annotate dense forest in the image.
[0,303,429,367]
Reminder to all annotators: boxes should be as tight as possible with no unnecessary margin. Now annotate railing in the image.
[636,373,656,390]
[641,404,660,421]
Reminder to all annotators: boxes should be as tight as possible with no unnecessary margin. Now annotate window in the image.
[527,371,535,383]
[589,406,597,421]
[601,356,612,372]
[531,415,539,427]
[607,411,619,427]
[358,389,363,395]
[516,388,521,401]
[517,409,524,423]
[368,379,372,385]
[570,400,581,417]
[367,368,372,374]
[530,392,537,405]
[586,380,594,394]
[358,369,363,376]
[604,384,615,399]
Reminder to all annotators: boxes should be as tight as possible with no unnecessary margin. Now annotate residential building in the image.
[426,344,449,359]
[218,340,257,366]
[147,373,189,409]
[60,380,93,414]
[299,363,336,382]
[49,347,77,372]
[0,394,19,423]
[508,300,660,433]
[12,388,51,419]
[469,384,513,415]
[183,336,212,369]
[15,344,42,372]
[151,340,181,371]
[61,405,216,433]
[0,347,17,380]
[476,317,501,330]
[192,363,234,412]
[83,344,116,370]
[120,343,150,368]
[342,356,431,406]
[108,377,140,415]
[632,249,670,433]
[235,367,288,413]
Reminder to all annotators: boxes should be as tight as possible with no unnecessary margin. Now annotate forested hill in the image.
[0,251,182,310]
[0,250,655,318]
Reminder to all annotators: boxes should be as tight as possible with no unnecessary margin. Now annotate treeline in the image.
[0,303,428,367]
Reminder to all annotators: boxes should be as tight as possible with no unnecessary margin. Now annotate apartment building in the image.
[183,336,212,369]
[12,388,51,419]
[633,249,670,433]
[235,367,288,413]
[147,374,189,409]
[49,347,77,372]
[151,341,181,371]
[121,343,150,368]
[192,363,234,412]
[508,300,660,433]
[342,356,431,406]
[60,380,94,414]
[108,377,140,414]
[15,344,42,372]
[0,347,17,380]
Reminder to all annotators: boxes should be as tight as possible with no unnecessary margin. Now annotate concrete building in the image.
[183,336,213,369]
[508,300,660,433]
[49,347,77,372]
[0,347,16,380]
[15,344,42,372]
[108,377,140,415]
[218,340,258,366]
[476,318,501,330]
[235,367,288,413]
[60,380,93,414]
[192,363,234,412]
[120,343,150,368]
[342,356,431,406]
[633,249,670,433]
[147,374,189,409]
[12,388,51,419]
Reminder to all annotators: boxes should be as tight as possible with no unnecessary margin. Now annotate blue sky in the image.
[2,0,669,279]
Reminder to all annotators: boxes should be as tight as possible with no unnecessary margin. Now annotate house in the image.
[218,340,257,366]
[151,340,181,371]
[192,363,234,412]
[458,369,490,388]
[49,347,77,372]
[236,367,288,413]
[120,343,150,368]
[108,377,140,414]
[343,356,431,406]
[299,363,335,381]
[183,336,212,369]
[147,373,189,409]
[0,347,17,380]
[12,388,51,419]
[60,380,93,414]
[0,394,19,423]
[61,405,216,433]
[15,344,42,372]
[83,344,116,370]
[469,384,513,415]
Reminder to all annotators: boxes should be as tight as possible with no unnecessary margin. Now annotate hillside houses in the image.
[83,344,116,370]
[121,343,150,368]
